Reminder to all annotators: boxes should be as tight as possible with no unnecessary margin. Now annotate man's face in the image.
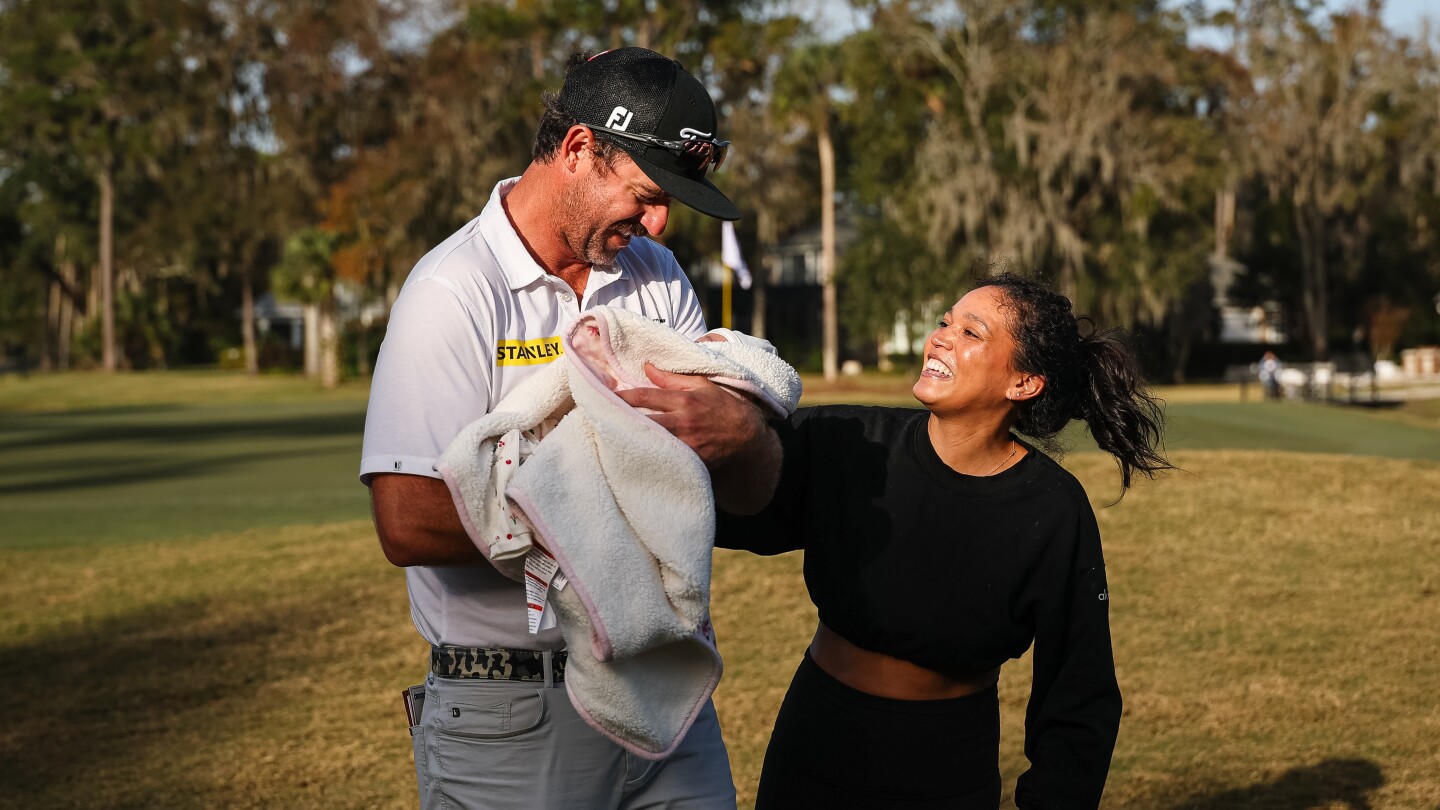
[558,149,673,266]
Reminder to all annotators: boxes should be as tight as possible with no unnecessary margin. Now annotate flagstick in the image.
[722,262,733,329]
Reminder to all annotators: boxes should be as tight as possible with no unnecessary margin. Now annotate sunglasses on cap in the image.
[586,124,731,174]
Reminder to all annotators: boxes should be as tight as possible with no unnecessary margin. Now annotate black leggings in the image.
[755,651,1002,809]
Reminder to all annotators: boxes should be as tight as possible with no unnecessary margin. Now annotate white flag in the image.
[721,220,752,290]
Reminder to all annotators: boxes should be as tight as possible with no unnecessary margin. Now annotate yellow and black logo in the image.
[496,336,564,366]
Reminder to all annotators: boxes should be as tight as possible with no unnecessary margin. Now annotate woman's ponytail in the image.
[1077,323,1170,491]
[977,272,1173,495]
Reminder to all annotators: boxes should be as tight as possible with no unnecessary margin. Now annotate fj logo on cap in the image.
[606,106,633,131]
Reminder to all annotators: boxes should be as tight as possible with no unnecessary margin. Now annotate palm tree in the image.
[774,42,845,381]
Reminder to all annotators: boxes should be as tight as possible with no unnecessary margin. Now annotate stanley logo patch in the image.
[496,336,564,366]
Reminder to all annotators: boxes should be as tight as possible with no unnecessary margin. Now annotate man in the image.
[1259,350,1282,400]
[361,48,778,809]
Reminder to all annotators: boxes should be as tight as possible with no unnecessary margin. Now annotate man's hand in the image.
[370,473,488,567]
[614,364,764,468]
[614,363,782,514]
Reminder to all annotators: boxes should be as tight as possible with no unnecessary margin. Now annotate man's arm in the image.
[613,364,782,515]
[370,473,487,567]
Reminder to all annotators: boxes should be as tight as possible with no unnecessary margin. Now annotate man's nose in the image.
[641,202,670,237]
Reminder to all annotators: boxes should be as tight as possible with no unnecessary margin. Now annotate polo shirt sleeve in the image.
[360,278,495,485]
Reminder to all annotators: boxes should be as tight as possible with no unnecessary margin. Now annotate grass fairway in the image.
[0,370,374,548]
[3,371,1440,808]
[0,400,371,549]
[713,452,1440,809]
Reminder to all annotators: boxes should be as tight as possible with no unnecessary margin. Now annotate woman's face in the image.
[912,286,1027,418]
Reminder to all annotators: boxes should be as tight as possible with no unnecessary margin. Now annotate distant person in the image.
[1260,350,1282,400]
[361,48,776,809]
[718,273,1172,809]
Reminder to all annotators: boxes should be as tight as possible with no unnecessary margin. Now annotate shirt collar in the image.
[479,177,545,291]
[480,177,630,293]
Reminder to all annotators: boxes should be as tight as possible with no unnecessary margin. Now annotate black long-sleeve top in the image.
[716,406,1121,809]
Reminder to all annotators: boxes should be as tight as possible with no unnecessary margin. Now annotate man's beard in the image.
[575,219,647,266]
[559,173,647,266]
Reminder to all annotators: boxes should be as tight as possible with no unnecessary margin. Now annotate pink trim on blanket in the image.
[565,317,698,453]
[563,628,725,760]
[506,487,616,662]
[436,461,506,566]
[545,314,712,664]
[567,314,791,418]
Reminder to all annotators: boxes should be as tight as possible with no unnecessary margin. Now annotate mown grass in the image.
[0,521,424,808]
[3,452,1437,808]
[714,451,1440,809]
[0,368,370,413]
[0,400,370,549]
[3,370,1440,808]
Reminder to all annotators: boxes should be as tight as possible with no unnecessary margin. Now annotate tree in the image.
[1233,1,1399,360]
[0,0,225,370]
[835,17,959,366]
[774,41,847,381]
[271,227,340,386]
[706,11,811,341]
[250,0,413,383]
[892,0,1204,323]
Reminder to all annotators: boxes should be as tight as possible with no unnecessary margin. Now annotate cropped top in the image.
[716,405,1121,810]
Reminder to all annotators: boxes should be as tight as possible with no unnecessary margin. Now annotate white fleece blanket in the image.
[437,306,801,758]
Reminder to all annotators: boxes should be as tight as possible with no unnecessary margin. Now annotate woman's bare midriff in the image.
[809,622,1000,701]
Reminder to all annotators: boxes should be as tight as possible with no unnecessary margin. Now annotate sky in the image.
[803,0,1438,44]
[1190,0,1438,49]
[1351,0,1435,33]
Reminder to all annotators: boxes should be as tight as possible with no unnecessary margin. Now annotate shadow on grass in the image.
[0,403,187,419]
[0,596,327,805]
[1170,758,1384,810]
[0,443,348,496]
[0,408,365,452]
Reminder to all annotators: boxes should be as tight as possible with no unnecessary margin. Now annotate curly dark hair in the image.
[976,271,1172,492]
[532,51,622,168]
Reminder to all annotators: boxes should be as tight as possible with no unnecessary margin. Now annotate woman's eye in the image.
[964,329,978,338]
[936,320,948,328]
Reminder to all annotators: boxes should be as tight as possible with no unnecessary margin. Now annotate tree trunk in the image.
[819,116,838,382]
[44,278,59,372]
[304,303,320,378]
[239,263,258,375]
[318,295,340,389]
[99,162,118,372]
[876,332,893,373]
[44,235,79,371]
[59,260,76,371]
[1214,175,1236,259]
[1058,257,1077,305]
[529,32,545,80]
[1294,201,1328,361]
[751,208,774,340]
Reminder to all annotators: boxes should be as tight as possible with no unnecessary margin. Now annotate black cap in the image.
[560,48,740,221]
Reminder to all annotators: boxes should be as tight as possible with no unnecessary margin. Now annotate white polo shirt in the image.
[361,177,707,650]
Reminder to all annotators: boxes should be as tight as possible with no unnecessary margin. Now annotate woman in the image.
[717,273,1170,809]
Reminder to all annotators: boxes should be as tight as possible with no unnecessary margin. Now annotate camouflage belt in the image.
[430,644,566,683]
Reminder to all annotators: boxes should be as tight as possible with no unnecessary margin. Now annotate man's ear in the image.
[559,125,596,172]
[1008,373,1045,403]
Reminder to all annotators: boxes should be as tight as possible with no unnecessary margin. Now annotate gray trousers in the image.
[409,671,737,809]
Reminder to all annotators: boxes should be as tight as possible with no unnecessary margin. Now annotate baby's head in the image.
[697,328,776,355]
